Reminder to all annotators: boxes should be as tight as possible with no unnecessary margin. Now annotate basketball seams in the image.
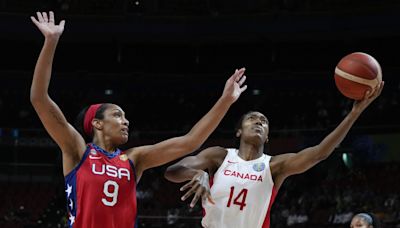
[345,56,378,79]
[334,67,378,88]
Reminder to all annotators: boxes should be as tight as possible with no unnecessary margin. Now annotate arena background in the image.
[0,0,399,227]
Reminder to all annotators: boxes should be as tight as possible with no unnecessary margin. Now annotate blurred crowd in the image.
[2,0,398,15]
[1,161,399,228]
[0,73,398,135]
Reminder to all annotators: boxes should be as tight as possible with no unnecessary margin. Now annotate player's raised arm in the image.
[271,82,384,188]
[30,11,86,173]
[127,68,247,181]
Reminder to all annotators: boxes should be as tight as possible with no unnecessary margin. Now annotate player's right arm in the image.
[30,12,86,174]
[164,146,227,207]
[271,82,384,189]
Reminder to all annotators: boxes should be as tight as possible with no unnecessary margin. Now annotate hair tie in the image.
[357,213,373,225]
[83,104,102,136]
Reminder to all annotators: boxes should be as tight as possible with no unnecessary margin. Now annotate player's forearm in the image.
[30,38,59,102]
[165,165,201,183]
[316,110,361,159]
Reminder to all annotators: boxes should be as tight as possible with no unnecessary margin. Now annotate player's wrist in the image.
[218,94,235,107]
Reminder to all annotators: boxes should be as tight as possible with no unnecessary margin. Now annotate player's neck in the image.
[92,138,118,153]
[237,143,264,161]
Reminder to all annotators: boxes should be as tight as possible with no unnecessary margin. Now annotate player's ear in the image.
[93,118,103,131]
[236,129,242,138]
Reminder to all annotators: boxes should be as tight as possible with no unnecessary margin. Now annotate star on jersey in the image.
[65,184,72,198]
[69,199,74,210]
[69,214,75,225]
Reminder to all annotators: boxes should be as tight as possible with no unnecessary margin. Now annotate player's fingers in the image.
[363,90,372,100]
[181,188,195,201]
[43,12,48,22]
[240,85,248,93]
[235,68,246,82]
[30,16,40,26]
[228,69,239,81]
[49,11,55,23]
[202,190,215,205]
[238,75,246,86]
[180,180,194,191]
[36,12,44,23]
[181,182,200,201]
[190,187,204,207]
[201,195,206,205]
[59,20,66,29]
[190,195,200,208]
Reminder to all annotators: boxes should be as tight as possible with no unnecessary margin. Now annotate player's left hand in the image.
[180,170,215,208]
[352,81,384,114]
[31,11,65,40]
[221,68,248,104]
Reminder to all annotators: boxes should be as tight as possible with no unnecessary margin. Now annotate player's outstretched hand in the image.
[31,11,65,40]
[352,81,384,114]
[180,170,215,208]
[221,68,248,104]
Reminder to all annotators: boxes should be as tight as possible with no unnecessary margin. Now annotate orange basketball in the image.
[334,52,382,100]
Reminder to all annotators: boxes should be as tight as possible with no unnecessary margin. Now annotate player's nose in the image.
[123,118,129,127]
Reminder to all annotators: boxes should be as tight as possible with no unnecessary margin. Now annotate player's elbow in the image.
[164,166,181,183]
[314,146,331,162]
[30,92,40,105]
[30,90,48,107]
[164,168,173,181]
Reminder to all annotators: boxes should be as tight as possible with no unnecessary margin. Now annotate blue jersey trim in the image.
[90,143,121,159]
[64,145,90,228]
[64,145,90,178]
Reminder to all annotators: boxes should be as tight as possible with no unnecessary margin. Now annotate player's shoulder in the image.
[198,146,229,173]
[200,146,228,157]
[199,146,228,165]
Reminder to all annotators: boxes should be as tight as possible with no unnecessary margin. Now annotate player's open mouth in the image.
[121,128,129,135]
[252,126,263,132]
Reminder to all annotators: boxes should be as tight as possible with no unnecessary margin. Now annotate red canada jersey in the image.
[64,143,137,228]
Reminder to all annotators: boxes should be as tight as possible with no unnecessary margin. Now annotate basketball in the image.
[334,52,382,100]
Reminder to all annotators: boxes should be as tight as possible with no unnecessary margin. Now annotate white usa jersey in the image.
[202,149,278,228]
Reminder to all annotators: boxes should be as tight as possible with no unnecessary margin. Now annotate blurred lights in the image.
[252,89,261,96]
[105,89,113,95]
[342,153,353,169]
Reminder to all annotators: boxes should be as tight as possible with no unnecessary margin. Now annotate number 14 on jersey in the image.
[227,186,248,210]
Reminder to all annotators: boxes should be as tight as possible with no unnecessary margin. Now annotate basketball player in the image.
[30,11,247,228]
[350,213,381,228]
[165,82,384,227]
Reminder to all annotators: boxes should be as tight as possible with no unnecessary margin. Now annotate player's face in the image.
[100,104,130,145]
[239,112,269,143]
[350,217,372,228]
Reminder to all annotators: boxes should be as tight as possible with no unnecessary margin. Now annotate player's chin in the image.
[117,135,129,145]
[249,134,264,144]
